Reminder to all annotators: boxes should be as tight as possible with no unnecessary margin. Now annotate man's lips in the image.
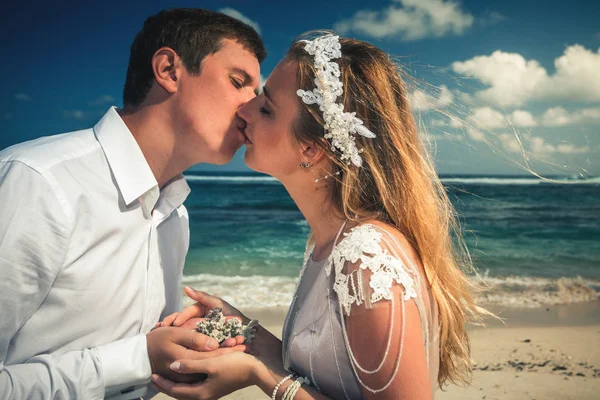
[240,127,252,144]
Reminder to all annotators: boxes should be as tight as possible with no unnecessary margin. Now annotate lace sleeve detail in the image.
[330,224,417,316]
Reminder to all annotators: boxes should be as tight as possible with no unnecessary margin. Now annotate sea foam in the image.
[182,273,600,310]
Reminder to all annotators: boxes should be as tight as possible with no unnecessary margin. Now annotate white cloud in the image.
[428,132,463,141]
[451,51,547,107]
[465,126,486,142]
[334,0,474,41]
[541,106,600,126]
[498,133,589,155]
[219,8,261,34]
[430,106,591,156]
[451,45,600,106]
[468,106,600,128]
[427,106,537,140]
[429,116,463,129]
[528,137,555,154]
[541,107,571,127]
[470,107,506,129]
[89,95,115,106]
[468,107,537,129]
[430,103,599,150]
[15,93,31,101]
[62,110,88,120]
[555,143,591,154]
[510,110,537,127]
[498,133,522,153]
[538,45,600,102]
[529,137,589,155]
[408,84,453,111]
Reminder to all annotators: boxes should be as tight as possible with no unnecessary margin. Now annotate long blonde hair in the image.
[287,33,488,388]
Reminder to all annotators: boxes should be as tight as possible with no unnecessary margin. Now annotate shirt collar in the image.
[153,174,191,223]
[94,107,159,212]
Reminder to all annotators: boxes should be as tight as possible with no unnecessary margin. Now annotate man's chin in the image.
[210,154,235,166]
[243,150,261,173]
[201,140,243,165]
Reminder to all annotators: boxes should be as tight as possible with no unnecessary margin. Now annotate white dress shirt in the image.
[0,107,191,399]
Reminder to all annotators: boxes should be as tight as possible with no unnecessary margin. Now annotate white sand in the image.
[156,301,600,399]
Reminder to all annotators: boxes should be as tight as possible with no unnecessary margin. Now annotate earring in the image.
[299,162,312,169]
[315,170,342,183]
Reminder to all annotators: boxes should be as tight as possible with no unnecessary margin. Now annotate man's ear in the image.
[151,47,181,95]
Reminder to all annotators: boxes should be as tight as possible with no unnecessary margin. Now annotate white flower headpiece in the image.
[296,34,376,167]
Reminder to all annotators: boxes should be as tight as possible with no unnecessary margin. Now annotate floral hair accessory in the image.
[296,34,376,167]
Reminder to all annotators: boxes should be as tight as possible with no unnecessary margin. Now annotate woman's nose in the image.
[235,114,247,131]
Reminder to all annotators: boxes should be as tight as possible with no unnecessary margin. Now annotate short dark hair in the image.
[123,8,267,107]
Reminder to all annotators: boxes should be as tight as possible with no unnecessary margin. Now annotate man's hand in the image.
[146,327,247,383]
[156,287,249,348]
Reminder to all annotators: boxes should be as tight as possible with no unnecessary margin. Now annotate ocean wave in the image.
[184,174,599,186]
[473,274,600,308]
[441,176,600,185]
[181,273,600,309]
[182,274,298,309]
[184,175,279,184]
[188,202,299,212]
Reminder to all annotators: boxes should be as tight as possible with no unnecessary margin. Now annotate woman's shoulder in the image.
[337,220,420,266]
[332,220,420,308]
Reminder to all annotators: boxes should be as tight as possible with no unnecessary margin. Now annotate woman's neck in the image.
[281,177,347,260]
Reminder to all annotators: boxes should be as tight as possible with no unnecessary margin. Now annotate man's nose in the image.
[243,88,257,103]
[237,98,252,123]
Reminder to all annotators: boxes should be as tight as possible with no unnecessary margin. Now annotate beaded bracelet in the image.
[271,374,293,400]
[281,376,310,400]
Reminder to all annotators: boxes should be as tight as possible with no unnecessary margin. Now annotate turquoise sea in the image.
[181,172,600,309]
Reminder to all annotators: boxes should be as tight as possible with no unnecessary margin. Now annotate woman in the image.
[153,33,482,399]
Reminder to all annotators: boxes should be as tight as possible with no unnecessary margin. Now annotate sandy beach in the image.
[156,300,600,399]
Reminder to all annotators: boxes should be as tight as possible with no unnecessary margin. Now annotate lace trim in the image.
[329,224,417,316]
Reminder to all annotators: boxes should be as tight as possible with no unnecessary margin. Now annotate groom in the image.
[0,8,265,399]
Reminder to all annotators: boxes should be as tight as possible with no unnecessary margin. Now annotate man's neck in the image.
[120,105,186,188]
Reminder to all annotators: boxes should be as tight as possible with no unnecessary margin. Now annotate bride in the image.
[152,33,481,399]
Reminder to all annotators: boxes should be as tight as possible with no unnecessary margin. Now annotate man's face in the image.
[175,39,260,165]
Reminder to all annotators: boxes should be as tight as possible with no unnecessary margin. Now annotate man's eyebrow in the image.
[263,86,277,107]
[232,67,259,95]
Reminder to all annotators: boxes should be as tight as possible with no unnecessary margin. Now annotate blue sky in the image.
[3,0,599,175]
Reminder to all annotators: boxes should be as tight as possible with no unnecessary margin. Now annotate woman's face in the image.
[237,59,305,179]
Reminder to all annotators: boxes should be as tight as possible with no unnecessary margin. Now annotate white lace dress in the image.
[281,223,440,399]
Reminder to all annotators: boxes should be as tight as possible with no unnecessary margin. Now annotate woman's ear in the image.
[301,143,326,165]
[151,47,181,94]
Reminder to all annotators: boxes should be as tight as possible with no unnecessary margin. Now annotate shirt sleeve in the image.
[0,160,151,399]
[96,334,153,398]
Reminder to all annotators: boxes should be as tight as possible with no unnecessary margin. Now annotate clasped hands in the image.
[148,286,263,399]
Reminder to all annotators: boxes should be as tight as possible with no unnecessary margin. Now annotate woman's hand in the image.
[158,287,249,347]
[151,352,263,400]
[160,287,248,326]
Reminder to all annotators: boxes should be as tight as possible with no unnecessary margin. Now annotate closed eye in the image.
[230,77,243,89]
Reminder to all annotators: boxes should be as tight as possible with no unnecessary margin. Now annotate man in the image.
[0,8,265,399]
